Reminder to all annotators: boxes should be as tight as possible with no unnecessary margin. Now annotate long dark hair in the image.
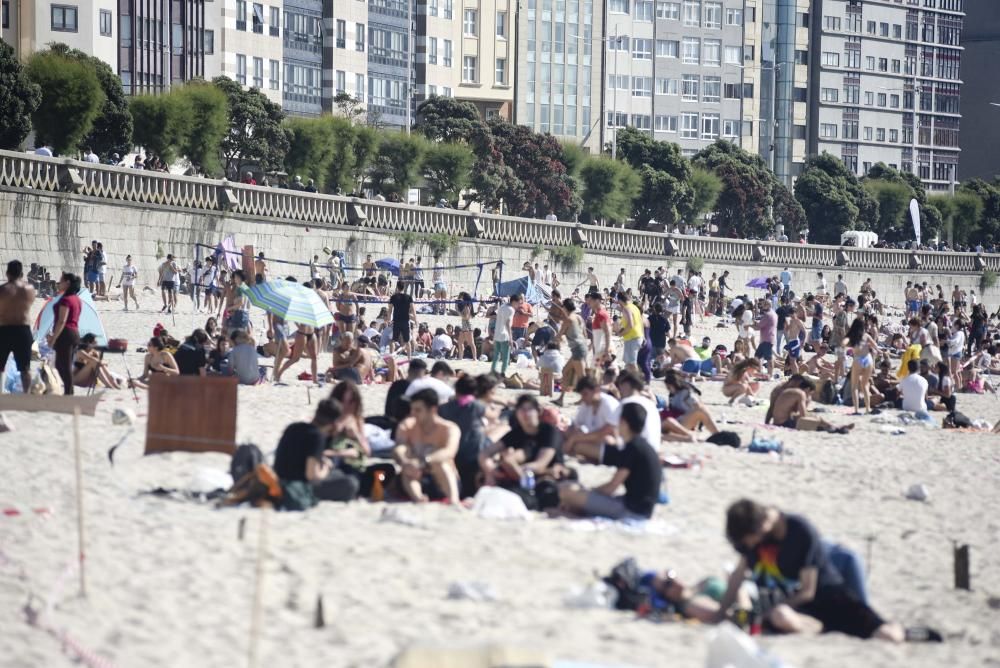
[845,317,866,346]
[663,369,702,395]
[329,379,362,417]
[60,272,82,295]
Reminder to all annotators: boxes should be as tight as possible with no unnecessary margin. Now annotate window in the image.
[877,93,887,107]
[822,51,839,66]
[236,0,246,30]
[726,8,742,25]
[704,2,722,28]
[356,23,365,51]
[656,77,678,95]
[864,126,873,140]
[252,3,263,33]
[236,54,247,85]
[820,123,837,138]
[51,4,77,32]
[703,39,721,66]
[865,91,874,105]
[443,0,453,19]
[607,111,628,127]
[635,0,653,20]
[890,129,899,142]
[794,125,807,140]
[702,113,720,140]
[880,22,889,36]
[795,49,808,65]
[724,46,742,64]
[253,57,263,88]
[681,112,699,138]
[843,119,858,139]
[657,1,679,19]
[822,87,839,102]
[496,58,506,84]
[429,37,438,64]
[463,9,476,35]
[877,128,886,142]
[270,7,279,36]
[683,0,700,26]
[657,40,679,58]
[336,20,345,48]
[496,11,506,37]
[429,0,437,16]
[269,60,279,90]
[682,37,700,64]
[723,120,739,138]
[610,36,630,52]
[96,8,112,36]
[356,74,365,97]
[203,29,214,54]
[336,70,345,94]
[631,114,651,130]
[892,59,901,73]
[443,40,453,67]
[824,15,840,30]
[723,82,742,99]
[655,115,678,132]
[609,0,629,13]
[682,74,700,101]
[463,55,477,82]
[893,24,902,39]
[878,57,888,72]
[632,76,652,97]
[890,94,900,108]
[442,86,452,97]
[632,38,652,60]
[865,56,875,70]
[867,20,876,34]
[702,76,720,103]
[2,0,8,29]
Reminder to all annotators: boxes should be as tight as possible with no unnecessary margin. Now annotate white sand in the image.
[1,296,999,668]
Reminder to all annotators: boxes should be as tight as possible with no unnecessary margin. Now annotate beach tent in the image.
[495,276,544,305]
[33,288,108,347]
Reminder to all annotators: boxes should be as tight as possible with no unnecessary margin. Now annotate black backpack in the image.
[603,558,650,612]
[818,379,839,405]
[230,443,264,483]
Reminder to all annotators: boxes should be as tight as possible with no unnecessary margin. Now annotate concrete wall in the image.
[1,187,996,310]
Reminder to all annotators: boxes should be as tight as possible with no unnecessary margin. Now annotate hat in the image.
[153,323,165,337]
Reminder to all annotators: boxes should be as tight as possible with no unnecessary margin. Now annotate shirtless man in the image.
[905,282,920,319]
[223,270,251,335]
[768,379,853,433]
[0,261,37,392]
[158,254,180,313]
[330,331,364,383]
[362,255,377,287]
[782,307,806,373]
[575,266,599,293]
[254,252,268,283]
[393,388,461,504]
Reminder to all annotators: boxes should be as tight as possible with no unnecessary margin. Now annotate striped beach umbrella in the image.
[240,280,334,328]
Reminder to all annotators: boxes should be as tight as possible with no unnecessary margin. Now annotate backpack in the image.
[818,379,839,405]
[602,558,651,612]
[943,411,973,429]
[221,463,283,508]
[230,443,264,483]
[707,431,741,448]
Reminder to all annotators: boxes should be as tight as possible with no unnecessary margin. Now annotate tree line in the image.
[2,41,997,246]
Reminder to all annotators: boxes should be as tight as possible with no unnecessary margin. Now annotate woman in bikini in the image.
[73,333,123,389]
[553,298,588,407]
[334,284,358,335]
[456,292,477,361]
[275,322,319,383]
[723,358,762,406]
[130,336,179,389]
[844,316,878,414]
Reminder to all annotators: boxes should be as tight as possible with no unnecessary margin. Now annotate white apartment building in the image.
[329,0,368,107]
[808,0,965,190]
[2,0,118,66]
[206,0,284,105]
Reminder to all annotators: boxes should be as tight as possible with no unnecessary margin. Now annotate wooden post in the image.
[248,511,269,668]
[954,542,971,591]
[73,407,86,598]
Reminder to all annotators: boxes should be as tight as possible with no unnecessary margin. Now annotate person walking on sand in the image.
[158,254,180,313]
[491,294,517,377]
[118,255,140,311]
[393,388,461,504]
[0,260,37,392]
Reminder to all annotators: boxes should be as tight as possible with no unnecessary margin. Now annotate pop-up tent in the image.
[494,276,544,305]
[33,288,108,347]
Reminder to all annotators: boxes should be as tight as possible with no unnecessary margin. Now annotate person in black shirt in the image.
[558,402,662,520]
[479,395,564,487]
[649,302,669,354]
[272,398,360,501]
[387,281,415,356]
[438,375,488,497]
[174,329,210,376]
[715,499,917,642]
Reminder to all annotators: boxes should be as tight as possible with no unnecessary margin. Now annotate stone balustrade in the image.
[1,148,995,275]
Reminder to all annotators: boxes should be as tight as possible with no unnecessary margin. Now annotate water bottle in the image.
[520,469,535,491]
[658,478,670,505]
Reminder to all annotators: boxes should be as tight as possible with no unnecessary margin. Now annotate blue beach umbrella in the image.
[240,280,334,328]
[746,276,770,289]
[33,288,108,347]
[375,257,401,276]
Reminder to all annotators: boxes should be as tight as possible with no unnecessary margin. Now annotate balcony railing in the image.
[0,149,997,274]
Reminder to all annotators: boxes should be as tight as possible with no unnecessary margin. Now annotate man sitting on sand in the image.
[563,377,620,455]
[393,389,461,504]
[273,398,360,502]
[557,403,662,521]
[713,499,940,643]
[767,377,854,434]
[479,394,566,487]
[331,332,364,383]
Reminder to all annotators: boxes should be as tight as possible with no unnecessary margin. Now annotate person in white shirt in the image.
[82,147,100,163]
[564,377,620,455]
[491,294,517,376]
[816,272,828,295]
[898,359,929,413]
[833,274,849,298]
[613,370,668,446]
[431,328,453,358]
[117,255,140,311]
[545,212,558,221]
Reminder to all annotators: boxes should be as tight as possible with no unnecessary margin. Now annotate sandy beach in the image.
[2,295,999,668]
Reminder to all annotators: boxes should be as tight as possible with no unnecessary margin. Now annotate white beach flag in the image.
[909,198,921,245]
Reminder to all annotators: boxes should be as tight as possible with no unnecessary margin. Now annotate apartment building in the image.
[808,0,965,191]
[281,0,323,115]
[2,0,206,95]
[741,0,810,187]
[515,0,605,151]
[957,0,997,181]
[414,0,458,108]
[205,0,284,105]
[366,0,410,129]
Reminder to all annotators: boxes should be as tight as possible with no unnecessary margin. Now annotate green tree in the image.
[0,40,41,150]
[333,92,367,124]
[771,180,807,239]
[422,142,474,206]
[129,93,187,164]
[560,140,587,178]
[284,116,339,189]
[864,179,912,241]
[931,192,985,246]
[25,52,104,155]
[578,156,640,225]
[347,125,378,192]
[861,162,940,242]
[414,96,483,142]
[214,76,291,176]
[173,82,228,175]
[368,132,426,198]
[959,178,1000,243]
[688,166,722,225]
[615,126,693,228]
[794,153,878,244]
[48,43,132,158]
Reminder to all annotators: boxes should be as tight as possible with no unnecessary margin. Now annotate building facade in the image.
[514,0,604,151]
[205,0,284,105]
[366,0,410,129]
[281,0,323,115]
[808,0,965,191]
[957,0,997,181]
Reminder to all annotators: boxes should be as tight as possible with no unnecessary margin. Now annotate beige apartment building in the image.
[205,0,284,105]
[415,0,514,120]
[2,0,118,64]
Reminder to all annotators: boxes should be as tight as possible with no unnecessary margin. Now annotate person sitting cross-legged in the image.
[393,388,461,504]
[272,398,360,502]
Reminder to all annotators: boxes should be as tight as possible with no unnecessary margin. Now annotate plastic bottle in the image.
[658,478,671,505]
[371,471,385,501]
[520,469,535,491]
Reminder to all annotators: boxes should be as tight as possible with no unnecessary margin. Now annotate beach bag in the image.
[707,431,741,448]
[602,558,650,612]
[943,411,973,429]
[38,361,63,395]
[818,379,838,405]
[107,338,128,352]
[279,480,317,511]
[220,463,283,508]
[230,443,265,482]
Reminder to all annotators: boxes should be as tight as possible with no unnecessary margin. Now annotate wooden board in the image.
[145,375,238,455]
[242,245,256,287]
[0,392,103,416]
